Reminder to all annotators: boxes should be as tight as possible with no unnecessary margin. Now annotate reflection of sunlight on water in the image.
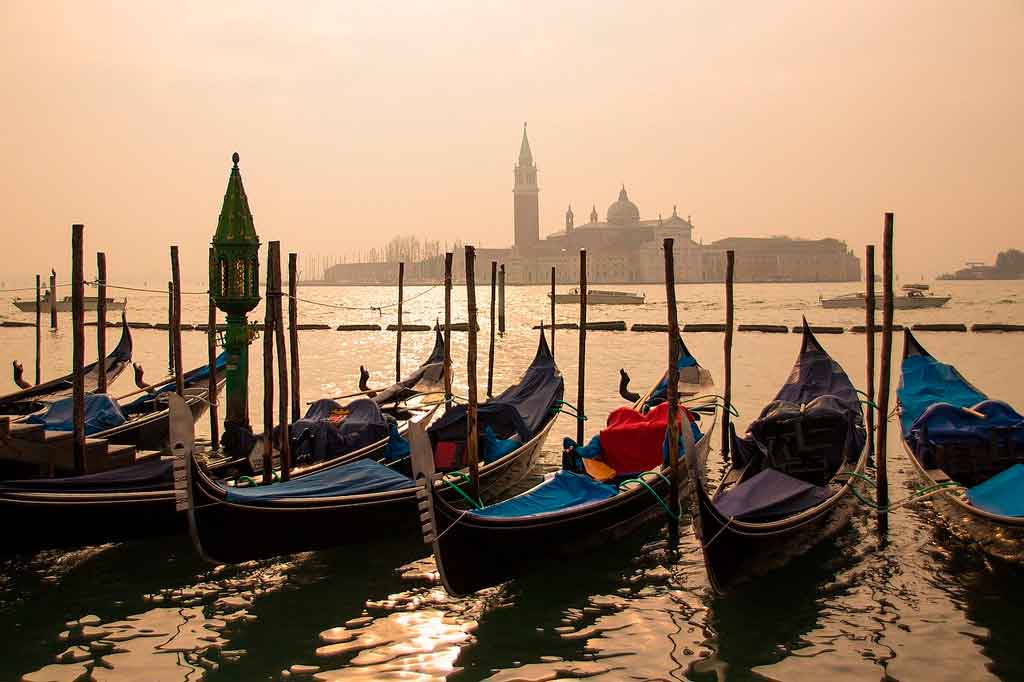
[20,556,305,682]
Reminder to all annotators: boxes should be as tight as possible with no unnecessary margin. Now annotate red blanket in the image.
[598,402,694,474]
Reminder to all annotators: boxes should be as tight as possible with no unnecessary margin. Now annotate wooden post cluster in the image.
[170,247,184,397]
[396,262,404,383]
[865,245,876,467]
[876,214,895,533]
[464,245,480,499]
[443,253,453,408]
[577,250,587,445]
[207,248,220,450]
[34,274,41,384]
[550,266,556,359]
[487,261,497,398]
[498,264,506,334]
[663,239,682,548]
[71,225,85,475]
[96,253,107,393]
[722,250,734,462]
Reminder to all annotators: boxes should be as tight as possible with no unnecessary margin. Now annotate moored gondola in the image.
[898,329,1024,563]
[687,320,868,593]
[418,337,717,596]
[179,330,563,564]
[0,314,133,415]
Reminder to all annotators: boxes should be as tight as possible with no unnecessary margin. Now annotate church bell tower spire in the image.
[513,122,539,253]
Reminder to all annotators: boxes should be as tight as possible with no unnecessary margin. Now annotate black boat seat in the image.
[763,417,845,486]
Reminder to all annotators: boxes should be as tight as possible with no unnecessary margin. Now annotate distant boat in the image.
[549,288,645,305]
[12,290,127,313]
[820,286,950,310]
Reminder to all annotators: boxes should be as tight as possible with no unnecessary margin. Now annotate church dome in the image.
[607,187,640,225]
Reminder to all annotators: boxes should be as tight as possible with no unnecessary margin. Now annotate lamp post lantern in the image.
[211,152,261,455]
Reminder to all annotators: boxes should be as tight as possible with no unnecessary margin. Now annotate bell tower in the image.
[513,123,539,254]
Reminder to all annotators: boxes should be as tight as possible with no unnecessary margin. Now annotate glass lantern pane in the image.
[232,259,245,296]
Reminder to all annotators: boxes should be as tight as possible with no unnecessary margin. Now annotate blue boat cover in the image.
[645,349,698,410]
[481,425,519,464]
[967,463,1024,517]
[225,458,412,504]
[289,398,390,465]
[124,352,228,413]
[731,326,865,469]
[0,457,173,493]
[471,471,617,518]
[27,393,127,435]
[714,468,832,521]
[429,331,563,444]
[383,420,411,462]
[898,353,987,437]
[909,399,1024,449]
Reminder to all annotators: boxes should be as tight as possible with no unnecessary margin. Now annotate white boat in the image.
[12,290,127,313]
[820,286,950,310]
[549,288,645,305]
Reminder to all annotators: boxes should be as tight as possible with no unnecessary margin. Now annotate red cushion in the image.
[434,441,460,470]
[598,402,693,473]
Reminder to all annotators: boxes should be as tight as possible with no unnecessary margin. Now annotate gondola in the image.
[687,320,868,593]
[0,336,448,552]
[898,329,1024,563]
[180,329,563,564]
[418,336,717,597]
[0,314,132,415]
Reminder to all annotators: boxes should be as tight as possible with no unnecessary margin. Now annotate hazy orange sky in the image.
[1,1,1021,284]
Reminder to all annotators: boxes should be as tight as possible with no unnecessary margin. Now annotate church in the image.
[323,125,860,285]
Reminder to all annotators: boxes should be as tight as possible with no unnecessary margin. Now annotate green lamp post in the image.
[211,152,261,455]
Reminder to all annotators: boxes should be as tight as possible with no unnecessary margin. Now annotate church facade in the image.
[324,125,860,285]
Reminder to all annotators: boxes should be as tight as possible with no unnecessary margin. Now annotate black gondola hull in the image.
[185,415,553,564]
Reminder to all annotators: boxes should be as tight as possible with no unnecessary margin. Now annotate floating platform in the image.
[791,325,844,334]
[738,324,789,333]
[971,324,1024,332]
[849,324,906,333]
[385,324,431,332]
[336,324,382,331]
[911,323,968,332]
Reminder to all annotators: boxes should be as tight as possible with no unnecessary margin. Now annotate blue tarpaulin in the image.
[967,463,1024,517]
[27,393,127,435]
[714,468,832,521]
[910,400,1024,449]
[898,353,987,437]
[225,458,412,504]
[430,331,563,444]
[383,420,411,462]
[481,425,519,464]
[0,457,172,493]
[471,471,617,518]
[289,398,390,465]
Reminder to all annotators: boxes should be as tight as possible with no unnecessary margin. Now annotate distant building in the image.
[939,250,1024,280]
[324,125,860,285]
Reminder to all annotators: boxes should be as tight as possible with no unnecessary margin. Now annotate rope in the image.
[551,400,587,421]
[443,472,482,509]
[618,471,679,521]
[288,282,442,314]
[89,280,209,296]
[832,471,964,512]
[0,282,74,293]
[681,394,739,417]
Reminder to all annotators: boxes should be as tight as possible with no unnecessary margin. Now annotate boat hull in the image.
[423,416,714,596]
[185,415,554,564]
[820,295,950,309]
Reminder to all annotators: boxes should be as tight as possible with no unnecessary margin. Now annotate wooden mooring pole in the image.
[577,249,587,445]
[465,245,480,499]
[550,266,556,360]
[71,225,85,474]
[167,281,174,375]
[487,261,497,398]
[396,261,404,382]
[288,253,300,426]
[49,269,57,330]
[865,245,876,466]
[170,247,184,396]
[722,250,734,462]
[663,238,681,549]
[443,252,453,409]
[876,214,895,533]
[262,249,275,485]
[272,243,291,481]
[207,248,219,451]
[96,253,107,393]
[498,264,506,335]
[34,274,41,384]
